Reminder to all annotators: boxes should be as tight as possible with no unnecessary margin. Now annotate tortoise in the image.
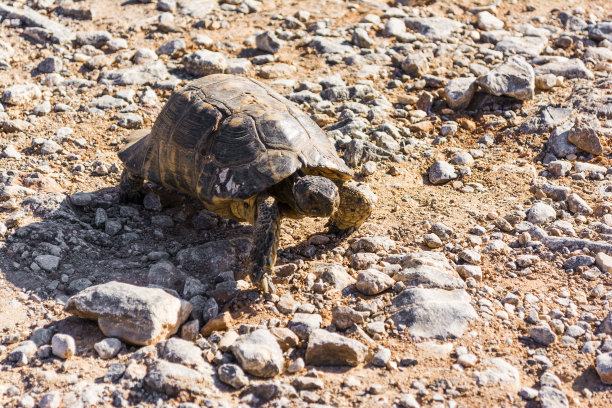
[118,74,373,292]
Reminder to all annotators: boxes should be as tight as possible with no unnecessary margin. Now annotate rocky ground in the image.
[0,0,611,407]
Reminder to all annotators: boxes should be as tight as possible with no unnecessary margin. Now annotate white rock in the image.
[51,334,76,359]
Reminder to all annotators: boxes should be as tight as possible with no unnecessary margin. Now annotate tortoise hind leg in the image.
[327,183,373,234]
[119,169,145,203]
[247,195,282,293]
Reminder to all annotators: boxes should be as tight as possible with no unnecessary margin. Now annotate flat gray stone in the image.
[477,56,535,100]
[404,17,463,41]
[310,36,354,54]
[394,265,466,290]
[158,337,205,368]
[65,281,191,346]
[473,358,521,391]
[98,61,169,86]
[390,288,476,339]
[355,269,394,295]
[0,4,75,43]
[144,359,209,396]
[1,84,41,105]
[305,329,367,366]
[495,36,547,56]
[534,58,593,79]
[539,386,569,408]
[288,313,322,340]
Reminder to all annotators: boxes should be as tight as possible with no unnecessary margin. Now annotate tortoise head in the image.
[293,175,339,218]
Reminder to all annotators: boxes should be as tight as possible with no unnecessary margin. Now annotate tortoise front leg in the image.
[248,194,282,293]
[328,183,373,234]
[119,169,145,203]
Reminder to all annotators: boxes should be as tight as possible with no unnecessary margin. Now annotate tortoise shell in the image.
[118,74,352,212]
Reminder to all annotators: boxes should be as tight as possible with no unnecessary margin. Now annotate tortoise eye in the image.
[243,202,248,208]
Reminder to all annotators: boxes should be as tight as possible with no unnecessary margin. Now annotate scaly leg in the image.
[328,183,373,233]
[119,169,145,203]
[248,194,282,293]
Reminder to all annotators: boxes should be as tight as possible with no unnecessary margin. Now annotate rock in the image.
[355,269,395,295]
[390,288,477,339]
[157,39,186,56]
[8,341,37,364]
[548,160,572,177]
[568,119,604,155]
[476,56,535,100]
[372,347,391,367]
[473,358,520,391]
[564,255,594,270]
[231,329,283,378]
[30,328,53,347]
[255,31,283,53]
[64,281,191,346]
[92,336,122,359]
[117,113,143,129]
[395,265,467,289]
[423,233,443,248]
[332,306,367,330]
[567,193,593,215]
[384,18,406,37]
[397,394,420,408]
[527,202,556,224]
[310,36,353,54]
[76,31,112,47]
[158,337,205,367]
[477,11,504,30]
[595,252,612,274]
[51,334,76,359]
[539,386,569,408]
[404,17,463,41]
[259,63,296,79]
[535,58,594,80]
[144,359,208,396]
[458,249,481,265]
[34,255,60,272]
[38,392,61,408]
[445,77,477,109]
[596,353,612,384]
[37,56,62,73]
[178,0,217,18]
[401,52,429,77]
[201,311,232,336]
[1,84,41,105]
[0,3,75,43]
[311,262,355,290]
[98,61,169,86]
[495,36,548,56]
[269,327,299,351]
[288,313,322,340]
[529,324,557,346]
[428,161,457,185]
[535,74,558,91]
[277,294,299,315]
[351,236,396,253]
[218,363,249,389]
[548,120,578,158]
[305,329,367,366]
